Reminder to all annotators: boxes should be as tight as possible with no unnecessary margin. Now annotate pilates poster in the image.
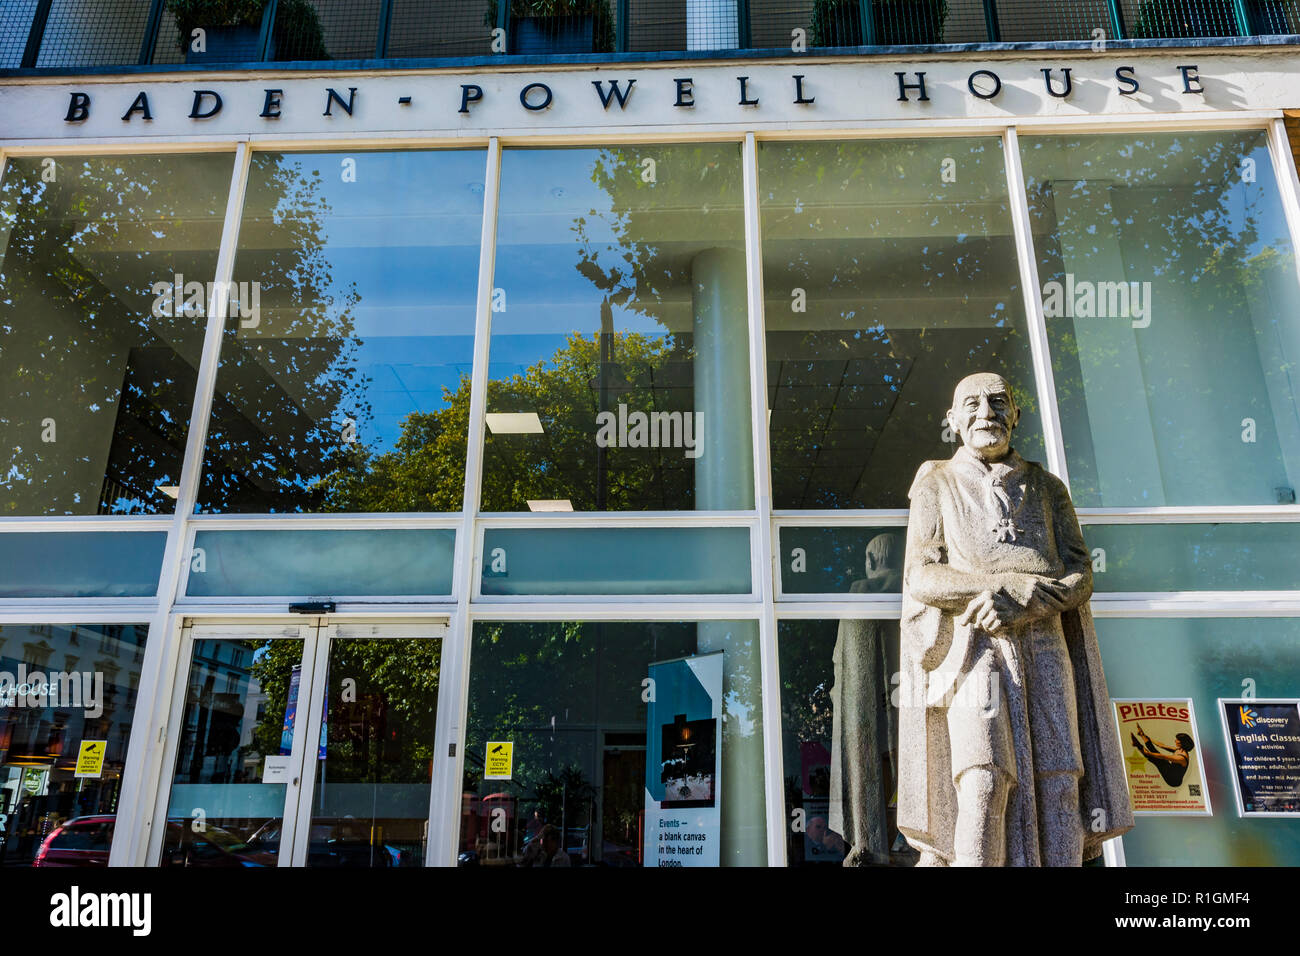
[1113,699,1211,816]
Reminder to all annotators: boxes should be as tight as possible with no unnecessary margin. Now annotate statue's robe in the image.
[829,582,897,865]
[897,447,1133,865]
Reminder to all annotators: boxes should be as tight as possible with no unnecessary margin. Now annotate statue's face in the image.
[948,374,1019,461]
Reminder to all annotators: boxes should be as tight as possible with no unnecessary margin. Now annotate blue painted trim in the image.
[3,34,1298,79]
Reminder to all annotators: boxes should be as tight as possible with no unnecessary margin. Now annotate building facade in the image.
[2,1,1300,869]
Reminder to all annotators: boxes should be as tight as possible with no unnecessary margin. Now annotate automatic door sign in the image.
[75,740,108,779]
[1220,699,1300,816]
[485,741,514,780]
[1112,700,1210,815]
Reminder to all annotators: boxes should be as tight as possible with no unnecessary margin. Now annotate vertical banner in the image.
[644,652,723,867]
[1219,699,1300,816]
[1112,699,1211,815]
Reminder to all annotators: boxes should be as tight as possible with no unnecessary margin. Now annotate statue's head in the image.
[947,372,1020,462]
[863,532,903,591]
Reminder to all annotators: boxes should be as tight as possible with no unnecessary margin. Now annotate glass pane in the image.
[0,532,166,597]
[306,636,440,867]
[0,624,148,868]
[482,144,753,513]
[0,153,234,515]
[778,618,909,866]
[777,526,904,595]
[461,621,766,866]
[1096,618,1300,865]
[187,529,455,597]
[1021,130,1300,507]
[197,149,485,513]
[1084,522,1300,591]
[480,527,750,596]
[160,637,304,867]
[759,138,1044,509]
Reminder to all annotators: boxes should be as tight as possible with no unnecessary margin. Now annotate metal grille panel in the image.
[388,0,493,57]
[628,0,688,51]
[34,0,152,68]
[272,0,382,61]
[1121,0,1244,36]
[0,0,40,68]
[995,0,1114,41]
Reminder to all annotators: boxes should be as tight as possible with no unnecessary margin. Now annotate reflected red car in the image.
[33,814,114,867]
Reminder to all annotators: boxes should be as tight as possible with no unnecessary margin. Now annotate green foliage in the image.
[167,0,266,33]
[248,637,440,783]
[320,378,471,513]
[273,0,330,61]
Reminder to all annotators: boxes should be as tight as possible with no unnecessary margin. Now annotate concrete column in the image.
[692,246,753,511]
[1047,181,1166,505]
[691,245,764,864]
[686,0,739,51]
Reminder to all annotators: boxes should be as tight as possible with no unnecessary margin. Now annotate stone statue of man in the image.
[897,372,1133,866]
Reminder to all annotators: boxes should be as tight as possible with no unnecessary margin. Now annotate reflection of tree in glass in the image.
[0,155,229,514]
[1023,133,1294,506]
[199,153,369,512]
[574,145,744,318]
[249,638,439,783]
[325,331,695,512]
[760,140,1039,508]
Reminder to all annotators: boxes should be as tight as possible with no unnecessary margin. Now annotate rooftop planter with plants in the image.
[485,0,615,55]
[167,0,328,63]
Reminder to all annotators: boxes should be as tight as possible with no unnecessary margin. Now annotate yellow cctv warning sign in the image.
[75,740,107,779]
[484,741,513,780]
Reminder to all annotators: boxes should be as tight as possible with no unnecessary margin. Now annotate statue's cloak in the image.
[897,457,1134,864]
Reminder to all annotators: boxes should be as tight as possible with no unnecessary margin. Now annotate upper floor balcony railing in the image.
[2,0,1298,74]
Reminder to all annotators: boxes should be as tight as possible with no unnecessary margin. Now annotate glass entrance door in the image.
[292,622,445,868]
[153,620,446,867]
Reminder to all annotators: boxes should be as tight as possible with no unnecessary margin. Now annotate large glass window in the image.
[197,149,485,513]
[1021,131,1300,507]
[460,620,766,866]
[759,138,1044,510]
[778,612,908,867]
[0,623,149,867]
[1097,617,1300,866]
[0,153,234,515]
[482,144,753,513]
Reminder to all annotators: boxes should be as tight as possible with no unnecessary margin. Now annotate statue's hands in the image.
[957,589,1021,633]
[997,573,1072,622]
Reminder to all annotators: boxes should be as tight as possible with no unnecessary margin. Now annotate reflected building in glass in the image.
[3,0,1300,871]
